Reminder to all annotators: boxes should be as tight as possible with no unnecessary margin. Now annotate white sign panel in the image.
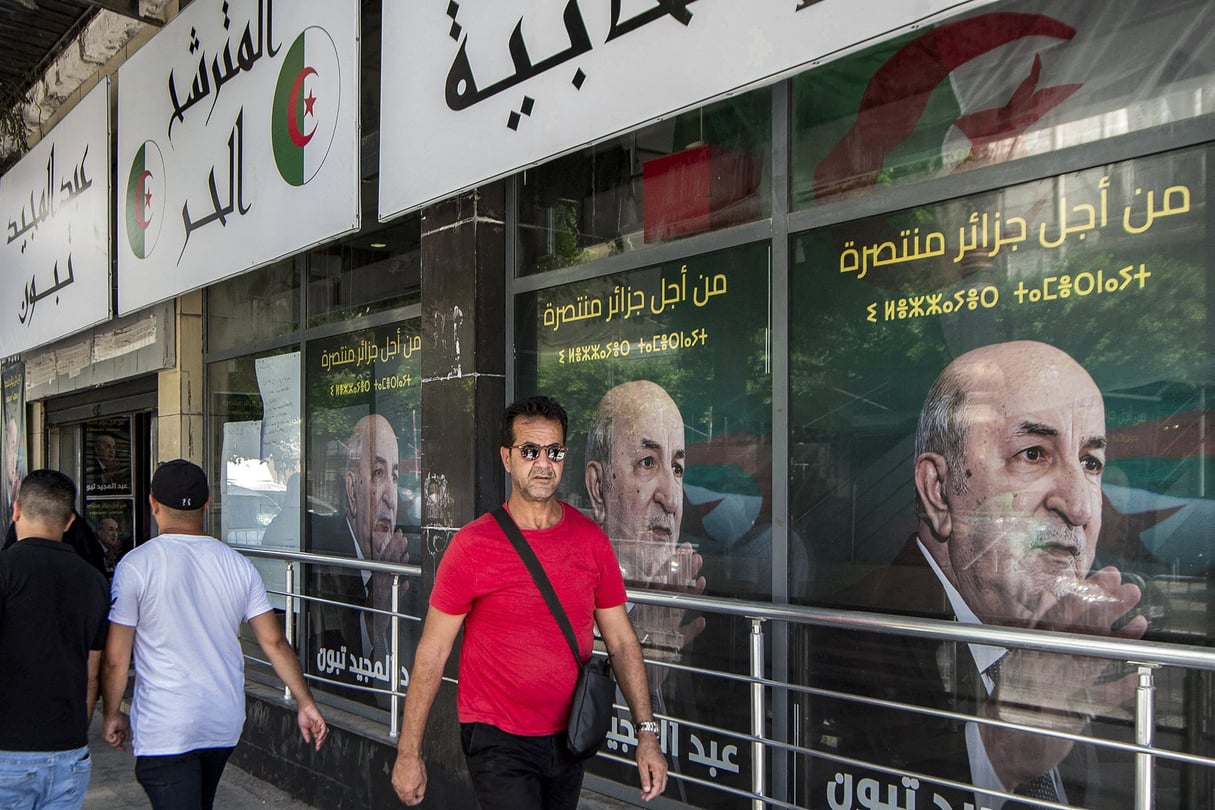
[379,0,992,219]
[0,80,111,356]
[118,0,360,314]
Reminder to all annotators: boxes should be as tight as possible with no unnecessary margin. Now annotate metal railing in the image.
[233,545,1215,809]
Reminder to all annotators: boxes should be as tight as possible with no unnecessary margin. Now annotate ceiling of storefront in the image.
[0,1,167,171]
[0,1,97,94]
[0,1,171,92]
[0,1,378,174]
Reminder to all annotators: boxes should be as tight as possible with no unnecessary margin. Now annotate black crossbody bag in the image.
[491,506,616,759]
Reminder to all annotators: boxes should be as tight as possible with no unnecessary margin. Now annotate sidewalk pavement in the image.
[82,709,637,809]
[82,709,314,809]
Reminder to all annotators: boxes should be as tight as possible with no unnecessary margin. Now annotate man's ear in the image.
[344,469,358,517]
[585,461,607,525]
[62,511,76,534]
[500,446,512,473]
[914,452,952,540]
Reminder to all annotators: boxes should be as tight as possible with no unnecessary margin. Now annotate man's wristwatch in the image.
[636,720,660,736]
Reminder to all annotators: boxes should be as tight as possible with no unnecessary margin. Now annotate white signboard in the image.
[379,0,991,219]
[117,0,360,314]
[0,80,111,356]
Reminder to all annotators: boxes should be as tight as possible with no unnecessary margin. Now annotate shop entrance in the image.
[43,376,156,562]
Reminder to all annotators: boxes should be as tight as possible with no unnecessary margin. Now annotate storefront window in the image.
[792,0,1215,208]
[516,242,772,806]
[302,319,422,705]
[306,217,422,327]
[83,417,136,578]
[208,258,301,354]
[518,89,771,276]
[206,348,302,610]
[789,144,1210,806]
[790,144,1210,624]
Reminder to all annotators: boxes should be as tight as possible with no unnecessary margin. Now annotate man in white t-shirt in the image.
[101,459,327,810]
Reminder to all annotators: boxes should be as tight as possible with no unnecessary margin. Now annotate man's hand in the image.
[983,566,1146,789]
[297,702,328,751]
[391,752,427,806]
[103,712,130,752]
[635,732,669,801]
[632,542,706,686]
[1005,566,1147,717]
[367,533,411,644]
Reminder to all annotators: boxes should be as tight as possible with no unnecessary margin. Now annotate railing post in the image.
[390,574,402,739]
[1134,664,1156,810]
[284,561,296,703]
[750,617,766,810]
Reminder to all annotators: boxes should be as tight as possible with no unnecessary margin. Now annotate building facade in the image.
[2,1,1213,807]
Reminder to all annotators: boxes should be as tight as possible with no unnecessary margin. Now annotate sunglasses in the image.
[509,443,568,462]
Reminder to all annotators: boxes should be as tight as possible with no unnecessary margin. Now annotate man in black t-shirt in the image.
[0,470,110,810]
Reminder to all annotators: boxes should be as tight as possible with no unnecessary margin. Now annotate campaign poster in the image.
[380,0,979,218]
[85,417,133,496]
[789,144,1209,807]
[84,499,134,575]
[516,241,771,806]
[792,0,1215,210]
[116,0,360,314]
[303,320,422,705]
[1,363,27,529]
[0,80,110,356]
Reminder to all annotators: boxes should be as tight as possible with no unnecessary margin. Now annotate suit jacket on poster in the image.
[306,512,375,701]
[805,537,1128,810]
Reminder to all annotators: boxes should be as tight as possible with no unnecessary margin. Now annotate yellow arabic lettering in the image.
[839,241,859,275]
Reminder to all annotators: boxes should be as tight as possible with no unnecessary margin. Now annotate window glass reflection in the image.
[206,349,302,610]
[791,0,1215,208]
[307,216,422,326]
[208,259,300,353]
[519,89,770,276]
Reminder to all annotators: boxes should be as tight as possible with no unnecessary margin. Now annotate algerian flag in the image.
[124,140,165,260]
[799,0,1212,204]
[272,26,341,187]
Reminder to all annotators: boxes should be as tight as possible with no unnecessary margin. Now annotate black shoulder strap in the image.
[491,506,584,669]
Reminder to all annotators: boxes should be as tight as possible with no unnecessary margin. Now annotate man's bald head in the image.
[913,341,1107,624]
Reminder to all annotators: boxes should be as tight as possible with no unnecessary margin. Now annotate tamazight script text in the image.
[865,263,1152,323]
[557,329,709,365]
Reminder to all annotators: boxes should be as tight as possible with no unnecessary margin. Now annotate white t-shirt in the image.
[110,533,273,756]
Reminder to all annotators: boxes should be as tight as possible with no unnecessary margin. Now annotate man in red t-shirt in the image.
[391,396,667,809]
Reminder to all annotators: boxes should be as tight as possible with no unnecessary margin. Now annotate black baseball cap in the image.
[150,459,209,510]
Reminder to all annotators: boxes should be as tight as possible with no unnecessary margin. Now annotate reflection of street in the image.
[225,459,293,610]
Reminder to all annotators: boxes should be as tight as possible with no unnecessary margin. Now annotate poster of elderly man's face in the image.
[788,146,1210,632]
[302,320,422,707]
[1,362,26,529]
[516,242,774,805]
[85,418,132,496]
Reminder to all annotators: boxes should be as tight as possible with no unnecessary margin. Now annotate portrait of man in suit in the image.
[86,427,131,494]
[308,413,409,697]
[809,340,1147,809]
[585,380,706,679]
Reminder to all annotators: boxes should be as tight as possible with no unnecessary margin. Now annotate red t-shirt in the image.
[431,502,626,736]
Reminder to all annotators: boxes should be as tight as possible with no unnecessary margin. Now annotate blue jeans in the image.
[460,723,586,810]
[0,746,92,810]
[134,747,234,810]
